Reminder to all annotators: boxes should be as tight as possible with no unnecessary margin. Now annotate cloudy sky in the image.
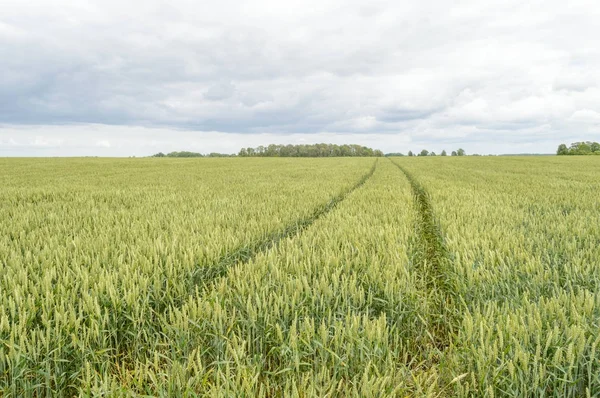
[1,0,599,156]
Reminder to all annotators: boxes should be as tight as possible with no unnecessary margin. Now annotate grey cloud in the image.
[1,0,600,155]
[378,107,443,123]
[204,82,236,101]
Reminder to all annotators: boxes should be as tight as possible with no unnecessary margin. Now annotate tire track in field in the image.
[189,159,378,293]
[388,158,457,355]
[108,160,378,378]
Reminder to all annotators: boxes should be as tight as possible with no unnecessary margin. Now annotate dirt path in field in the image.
[189,158,379,294]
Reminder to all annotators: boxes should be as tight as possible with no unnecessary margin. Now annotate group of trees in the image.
[557,141,600,155]
[152,145,475,158]
[387,148,466,157]
[152,151,234,158]
[238,144,384,157]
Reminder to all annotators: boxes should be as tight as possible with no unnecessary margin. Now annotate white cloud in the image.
[96,140,111,148]
[32,136,52,147]
[569,109,600,124]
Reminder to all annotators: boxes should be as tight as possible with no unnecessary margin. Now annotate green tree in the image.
[340,145,352,156]
[556,144,569,156]
[408,151,414,157]
[441,150,447,156]
[451,151,457,156]
[557,141,600,155]
[457,148,466,156]
[569,142,590,155]
[235,143,382,157]
[419,149,429,156]
[167,151,203,157]
[266,144,280,157]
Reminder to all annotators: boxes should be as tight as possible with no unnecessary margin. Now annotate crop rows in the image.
[0,157,372,396]
[1,156,599,396]
[397,156,600,396]
[83,159,446,396]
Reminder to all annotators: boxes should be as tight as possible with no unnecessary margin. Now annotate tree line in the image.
[152,145,474,158]
[386,148,466,157]
[151,151,234,158]
[238,144,383,157]
[556,141,600,155]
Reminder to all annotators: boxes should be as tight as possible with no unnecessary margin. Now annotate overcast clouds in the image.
[1,0,600,156]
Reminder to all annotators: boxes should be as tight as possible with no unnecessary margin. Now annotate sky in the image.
[1,0,600,156]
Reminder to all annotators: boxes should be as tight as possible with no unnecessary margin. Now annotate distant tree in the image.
[266,144,280,157]
[451,151,458,156]
[419,149,429,157]
[236,143,382,157]
[441,150,447,156]
[557,141,600,155]
[152,151,235,157]
[457,148,466,156]
[429,152,436,156]
[556,144,569,156]
[572,142,591,155]
[408,150,414,157]
[166,151,204,158]
[280,144,297,157]
[207,152,234,157]
[385,152,404,157]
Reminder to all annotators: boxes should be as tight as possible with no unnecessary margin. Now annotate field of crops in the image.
[397,157,600,396]
[1,156,599,396]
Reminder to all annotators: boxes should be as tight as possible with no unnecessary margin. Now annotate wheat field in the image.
[1,157,599,397]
